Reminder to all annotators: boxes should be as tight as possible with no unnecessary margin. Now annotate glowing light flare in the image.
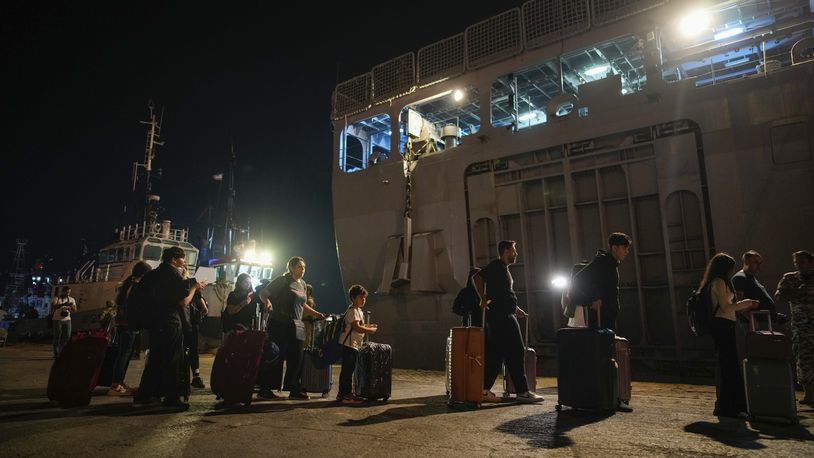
[584,65,609,76]
[452,89,464,102]
[259,251,273,265]
[678,10,712,37]
[551,275,569,290]
[714,27,744,41]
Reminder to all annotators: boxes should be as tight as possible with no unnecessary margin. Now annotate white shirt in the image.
[52,296,76,321]
[340,306,365,350]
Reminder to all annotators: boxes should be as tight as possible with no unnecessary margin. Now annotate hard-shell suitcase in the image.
[354,311,392,401]
[301,350,332,397]
[96,323,119,387]
[503,315,537,396]
[556,306,617,412]
[745,311,791,360]
[450,308,485,406]
[615,336,632,404]
[743,358,797,424]
[210,329,267,405]
[47,329,109,407]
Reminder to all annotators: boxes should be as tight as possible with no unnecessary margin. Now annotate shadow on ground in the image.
[496,409,613,449]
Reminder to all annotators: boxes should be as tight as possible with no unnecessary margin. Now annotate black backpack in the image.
[562,260,590,318]
[452,285,479,316]
[686,283,715,337]
[126,270,157,330]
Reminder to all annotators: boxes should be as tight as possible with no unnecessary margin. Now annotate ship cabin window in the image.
[340,114,391,173]
[659,3,811,87]
[490,35,645,130]
[142,244,162,261]
[184,250,198,267]
[399,85,479,155]
[237,264,273,281]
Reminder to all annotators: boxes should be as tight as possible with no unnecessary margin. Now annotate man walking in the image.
[473,240,543,404]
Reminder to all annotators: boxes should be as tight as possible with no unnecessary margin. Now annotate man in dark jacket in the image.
[571,232,633,412]
[134,247,205,409]
[572,232,632,332]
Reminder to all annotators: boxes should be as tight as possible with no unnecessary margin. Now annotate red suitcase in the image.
[47,329,109,407]
[615,336,631,404]
[503,315,537,395]
[450,308,485,406]
[210,330,267,405]
[745,311,790,360]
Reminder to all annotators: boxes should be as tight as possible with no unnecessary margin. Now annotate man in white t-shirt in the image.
[51,286,77,358]
[337,285,377,404]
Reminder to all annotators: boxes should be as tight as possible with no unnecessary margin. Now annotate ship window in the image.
[772,122,812,165]
[398,85,479,155]
[659,3,811,87]
[339,113,392,173]
[184,251,198,267]
[143,244,162,261]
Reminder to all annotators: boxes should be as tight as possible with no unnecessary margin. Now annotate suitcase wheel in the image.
[555,404,562,411]
[321,391,329,398]
[382,396,389,402]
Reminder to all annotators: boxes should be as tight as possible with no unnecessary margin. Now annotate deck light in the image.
[518,111,542,122]
[714,26,744,41]
[453,89,464,102]
[259,251,273,265]
[584,65,609,76]
[551,275,569,290]
[679,10,711,37]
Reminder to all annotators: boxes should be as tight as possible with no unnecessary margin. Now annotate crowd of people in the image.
[49,241,814,415]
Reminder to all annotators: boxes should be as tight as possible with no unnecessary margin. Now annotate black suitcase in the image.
[301,350,332,397]
[353,311,392,401]
[555,325,617,412]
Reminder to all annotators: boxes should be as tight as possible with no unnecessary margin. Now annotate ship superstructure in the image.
[330,0,814,374]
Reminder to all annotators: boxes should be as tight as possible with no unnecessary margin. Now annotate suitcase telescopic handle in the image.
[750,310,772,332]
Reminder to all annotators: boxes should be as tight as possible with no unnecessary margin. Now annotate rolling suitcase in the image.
[354,311,392,401]
[556,306,617,412]
[503,315,537,396]
[96,321,119,387]
[743,311,797,423]
[615,336,632,404]
[47,329,109,407]
[301,349,332,397]
[450,308,485,406]
[210,329,267,405]
[744,310,791,360]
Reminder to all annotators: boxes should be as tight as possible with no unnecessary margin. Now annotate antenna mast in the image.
[131,101,165,226]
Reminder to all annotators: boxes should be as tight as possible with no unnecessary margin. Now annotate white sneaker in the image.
[516,391,544,403]
[482,390,500,403]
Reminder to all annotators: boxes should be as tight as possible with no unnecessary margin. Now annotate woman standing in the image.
[224,273,257,332]
[700,253,758,418]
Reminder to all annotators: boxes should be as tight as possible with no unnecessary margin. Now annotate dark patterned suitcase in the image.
[743,358,797,424]
[47,329,109,407]
[556,325,617,412]
[353,311,392,401]
[210,330,267,405]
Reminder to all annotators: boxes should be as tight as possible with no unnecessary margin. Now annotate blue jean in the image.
[112,327,138,385]
[53,320,71,357]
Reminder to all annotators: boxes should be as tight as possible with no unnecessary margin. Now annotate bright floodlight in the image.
[518,111,540,122]
[584,65,609,76]
[714,26,743,41]
[242,249,256,263]
[551,275,569,290]
[453,89,464,102]
[679,10,711,37]
[259,251,273,265]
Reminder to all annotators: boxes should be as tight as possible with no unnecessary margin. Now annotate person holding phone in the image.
[225,273,259,332]
[51,286,77,358]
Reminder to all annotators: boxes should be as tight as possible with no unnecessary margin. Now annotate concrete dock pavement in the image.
[1,343,813,457]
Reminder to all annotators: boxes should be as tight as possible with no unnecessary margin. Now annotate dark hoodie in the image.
[572,250,621,313]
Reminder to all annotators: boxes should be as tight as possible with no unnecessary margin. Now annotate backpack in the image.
[126,270,157,330]
[452,285,479,316]
[562,260,590,319]
[310,312,350,368]
[686,283,715,337]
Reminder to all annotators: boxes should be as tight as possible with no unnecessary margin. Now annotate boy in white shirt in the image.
[52,286,77,358]
[337,285,377,404]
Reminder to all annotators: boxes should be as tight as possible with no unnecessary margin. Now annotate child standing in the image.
[337,285,377,404]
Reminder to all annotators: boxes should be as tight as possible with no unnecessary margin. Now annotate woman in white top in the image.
[699,253,758,418]
[51,286,77,358]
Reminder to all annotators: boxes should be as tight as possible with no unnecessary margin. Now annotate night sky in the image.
[1,1,522,310]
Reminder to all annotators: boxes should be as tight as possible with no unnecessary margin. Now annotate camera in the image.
[60,309,70,317]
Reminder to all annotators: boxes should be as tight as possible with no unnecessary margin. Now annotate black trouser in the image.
[136,320,183,402]
[484,313,529,394]
[260,319,304,393]
[587,304,619,331]
[711,317,746,416]
[184,325,200,373]
[338,345,359,397]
